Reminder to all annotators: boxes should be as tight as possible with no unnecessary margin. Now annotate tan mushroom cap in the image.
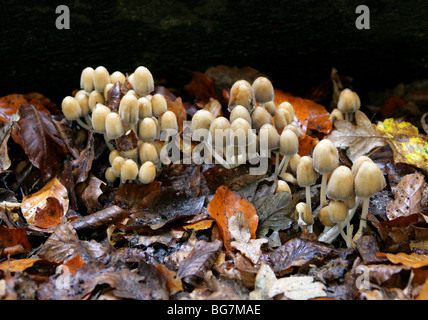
[279,129,299,156]
[296,202,313,225]
[120,159,139,182]
[209,116,230,147]
[326,165,354,201]
[354,161,386,198]
[328,200,348,223]
[62,96,83,120]
[91,103,111,133]
[105,112,125,140]
[93,66,110,93]
[151,93,168,117]
[139,161,157,184]
[132,66,154,97]
[119,93,139,125]
[318,206,335,227]
[138,117,158,141]
[312,139,339,174]
[338,88,357,114]
[276,180,291,194]
[230,105,252,125]
[252,76,274,104]
[259,123,280,151]
[228,80,254,111]
[80,67,95,93]
[351,156,373,177]
[191,109,214,132]
[296,156,318,187]
[251,106,273,131]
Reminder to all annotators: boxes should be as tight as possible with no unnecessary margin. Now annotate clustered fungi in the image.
[61,66,384,248]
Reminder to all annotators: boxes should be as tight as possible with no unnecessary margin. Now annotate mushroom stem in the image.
[103,133,115,151]
[275,151,279,174]
[320,174,328,207]
[277,155,290,176]
[305,186,312,213]
[76,118,91,130]
[352,196,370,243]
[84,114,92,126]
[206,141,233,170]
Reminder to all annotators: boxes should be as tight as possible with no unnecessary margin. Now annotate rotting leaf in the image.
[327,110,387,162]
[378,252,428,269]
[184,71,219,105]
[207,185,259,252]
[114,181,162,211]
[76,174,106,214]
[0,94,27,122]
[71,205,129,231]
[0,225,32,258]
[20,177,69,225]
[265,237,336,276]
[177,239,222,286]
[11,104,68,181]
[157,164,204,198]
[72,129,95,184]
[386,171,428,220]
[32,197,64,229]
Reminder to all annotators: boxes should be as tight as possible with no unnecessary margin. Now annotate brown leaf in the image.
[378,252,428,269]
[177,239,222,285]
[0,94,28,122]
[207,185,259,252]
[155,264,183,295]
[76,174,106,214]
[105,81,124,112]
[386,171,428,220]
[184,71,218,104]
[0,225,32,258]
[33,197,64,229]
[265,237,337,276]
[11,104,68,181]
[114,181,162,211]
[73,129,95,184]
[115,129,139,152]
[166,96,187,133]
[71,205,129,231]
[157,164,205,198]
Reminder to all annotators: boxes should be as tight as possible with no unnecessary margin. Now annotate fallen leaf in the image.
[11,104,68,181]
[0,225,32,258]
[207,185,259,251]
[155,264,184,296]
[166,96,187,133]
[378,252,428,269]
[0,94,27,122]
[377,118,428,173]
[184,71,219,104]
[328,110,387,162]
[249,263,326,300]
[72,130,95,184]
[386,171,428,220]
[20,177,69,225]
[33,197,64,229]
[114,181,162,211]
[416,280,428,300]
[76,174,106,214]
[177,240,222,285]
[305,99,333,134]
[0,258,45,272]
[71,205,129,231]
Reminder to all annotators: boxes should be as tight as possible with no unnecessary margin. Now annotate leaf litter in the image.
[1,67,428,302]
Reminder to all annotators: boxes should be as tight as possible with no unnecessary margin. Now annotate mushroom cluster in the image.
[61,65,175,186]
[330,88,361,122]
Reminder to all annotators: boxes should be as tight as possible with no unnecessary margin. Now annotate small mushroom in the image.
[295,202,314,232]
[258,123,279,171]
[326,165,354,202]
[138,161,157,184]
[352,160,386,243]
[111,156,125,178]
[120,159,139,184]
[329,108,344,123]
[209,116,230,149]
[327,200,350,245]
[80,67,95,93]
[74,90,90,122]
[191,109,214,133]
[229,104,252,125]
[274,108,290,131]
[251,106,273,132]
[138,97,152,119]
[151,93,168,117]
[276,129,299,175]
[337,88,358,121]
[109,149,121,165]
[132,66,154,97]
[263,101,276,117]
[228,118,253,165]
[296,156,319,213]
[277,102,295,121]
[138,117,157,142]
[105,112,125,140]
[119,92,139,133]
[110,71,126,84]
[93,66,110,93]
[312,139,339,208]
[228,80,254,112]
[105,167,116,186]
[160,110,178,134]
[139,142,159,166]
[88,90,105,112]
[252,76,274,105]
[275,179,291,195]
[61,96,91,130]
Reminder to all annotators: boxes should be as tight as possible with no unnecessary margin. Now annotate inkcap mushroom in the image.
[295,202,314,232]
[120,159,139,184]
[296,156,318,213]
[138,161,157,184]
[93,66,110,93]
[228,80,254,112]
[80,67,95,93]
[276,129,299,175]
[132,66,154,97]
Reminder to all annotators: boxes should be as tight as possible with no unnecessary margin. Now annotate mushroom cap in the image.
[105,112,125,140]
[296,202,313,225]
[312,139,338,174]
[74,90,90,116]
[252,76,274,104]
[289,153,301,172]
[326,165,354,201]
[296,156,318,187]
[209,116,230,147]
[330,108,344,122]
[278,101,295,120]
[122,147,139,160]
[228,80,254,111]
[353,92,361,110]
[93,66,110,93]
[328,200,348,223]
[279,129,299,156]
[229,105,252,125]
[160,110,178,132]
[112,156,125,177]
[191,109,214,132]
[62,96,83,120]
[318,206,335,227]
[151,93,167,117]
[274,108,289,131]
[103,83,114,100]
[284,124,301,138]
[138,97,152,119]
[91,103,111,133]
[230,117,252,146]
[105,167,116,183]
[88,90,105,112]
[80,67,95,93]
[338,88,357,113]
[108,149,121,165]
[259,123,280,151]
[138,117,158,141]
[352,156,373,177]
[119,93,139,125]
[110,71,126,84]
[354,161,386,198]
[276,180,291,194]
[251,106,273,131]
[139,142,159,164]
[139,161,157,184]
[132,66,154,96]
[263,101,276,116]
[120,159,139,182]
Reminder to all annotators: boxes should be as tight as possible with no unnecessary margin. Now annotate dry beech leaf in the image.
[11,104,68,181]
[0,225,32,258]
[184,71,219,104]
[71,205,129,231]
[378,252,428,269]
[0,258,45,272]
[207,185,259,252]
[21,177,69,225]
[386,171,428,220]
[76,174,106,214]
[0,94,28,122]
[33,197,64,229]
[155,264,184,295]
[327,110,387,162]
[177,239,222,285]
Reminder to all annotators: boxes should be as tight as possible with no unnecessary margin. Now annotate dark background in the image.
[1,0,428,105]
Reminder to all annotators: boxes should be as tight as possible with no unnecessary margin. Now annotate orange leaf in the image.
[0,225,32,257]
[64,254,86,274]
[33,197,64,229]
[0,94,27,122]
[183,219,215,231]
[21,177,69,224]
[416,280,428,300]
[166,96,187,133]
[184,71,218,103]
[274,90,309,133]
[305,99,333,134]
[378,252,428,268]
[0,258,43,272]
[298,133,317,156]
[207,185,258,252]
